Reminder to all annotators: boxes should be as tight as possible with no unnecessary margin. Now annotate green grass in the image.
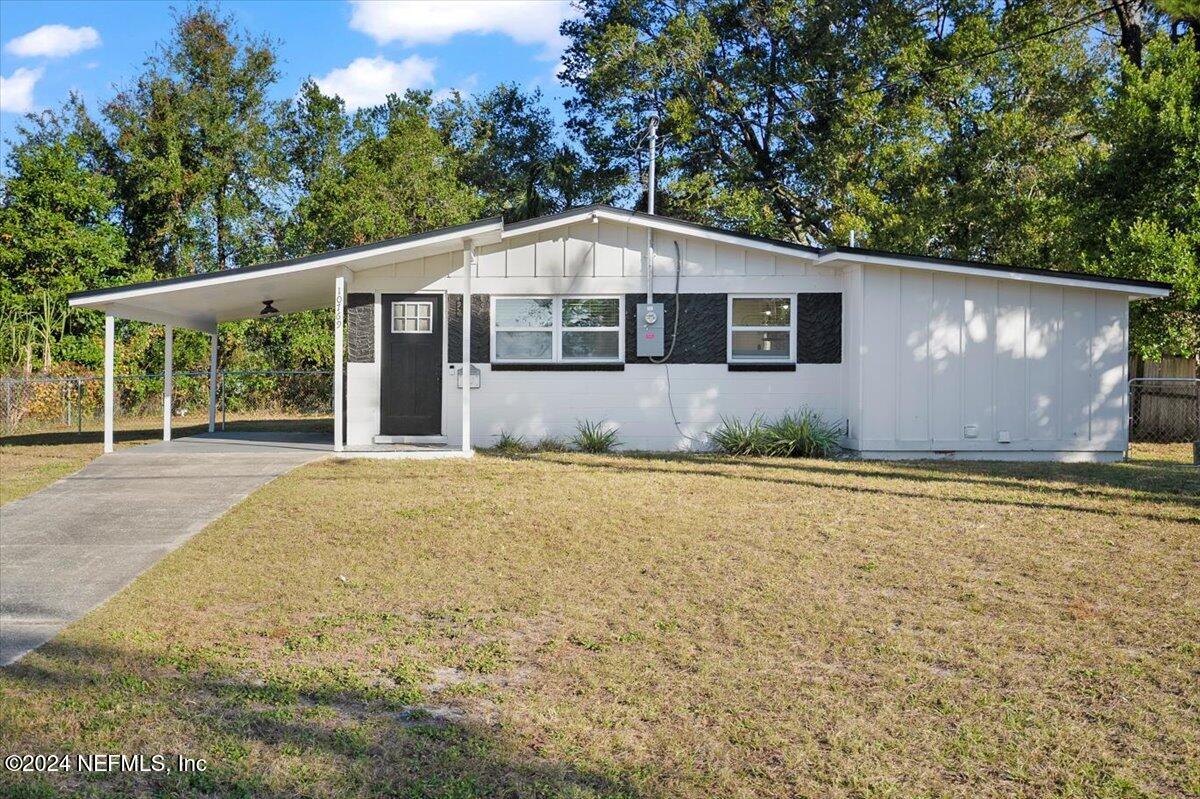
[0,449,1197,798]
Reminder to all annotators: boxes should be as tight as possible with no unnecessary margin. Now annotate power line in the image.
[848,2,1121,100]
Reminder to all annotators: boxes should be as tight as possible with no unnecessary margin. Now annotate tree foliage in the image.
[0,107,133,369]
[1,0,1196,374]
[288,92,481,251]
[94,6,283,277]
[561,0,1198,357]
[435,84,620,221]
[1080,34,1200,359]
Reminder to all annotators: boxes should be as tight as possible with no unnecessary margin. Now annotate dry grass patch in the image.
[1,452,1197,798]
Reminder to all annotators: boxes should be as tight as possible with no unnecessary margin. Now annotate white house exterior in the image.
[68,205,1170,461]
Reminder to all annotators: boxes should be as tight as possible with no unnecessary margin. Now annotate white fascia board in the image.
[818,252,1171,298]
[503,207,820,262]
[69,220,503,309]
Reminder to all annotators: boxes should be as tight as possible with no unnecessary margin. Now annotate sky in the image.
[0,0,578,155]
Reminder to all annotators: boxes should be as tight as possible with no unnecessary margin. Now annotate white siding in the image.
[343,219,1134,461]
[855,264,1129,458]
[442,364,843,452]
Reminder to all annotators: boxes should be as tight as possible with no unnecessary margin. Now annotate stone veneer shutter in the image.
[447,294,491,364]
[346,293,375,363]
[624,293,727,364]
[795,293,842,364]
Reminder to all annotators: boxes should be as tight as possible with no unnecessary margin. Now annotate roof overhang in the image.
[68,218,503,331]
[67,207,1170,332]
[817,247,1171,299]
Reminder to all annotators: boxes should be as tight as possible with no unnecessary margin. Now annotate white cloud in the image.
[5,24,100,58]
[0,67,44,113]
[313,55,436,111]
[348,1,574,58]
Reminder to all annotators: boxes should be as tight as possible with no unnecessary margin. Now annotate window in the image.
[492,296,623,363]
[392,301,433,333]
[728,296,794,361]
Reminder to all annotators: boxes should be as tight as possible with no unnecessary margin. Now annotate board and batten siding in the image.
[855,264,1128,458]
[345,221,845,450]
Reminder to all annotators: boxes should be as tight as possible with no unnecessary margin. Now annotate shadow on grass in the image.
[523,452,1199,525]
[2,638,642,799]
[700,453,1200,505]
[1,418,333,448]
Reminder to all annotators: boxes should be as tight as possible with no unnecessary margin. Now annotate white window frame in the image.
[491,295,625,364]
[391,300,434,334]
[727,294,797,363]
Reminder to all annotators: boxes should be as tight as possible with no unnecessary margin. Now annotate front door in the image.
[380,294,443,435]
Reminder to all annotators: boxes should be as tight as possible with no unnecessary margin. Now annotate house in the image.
[68,205,1170,461]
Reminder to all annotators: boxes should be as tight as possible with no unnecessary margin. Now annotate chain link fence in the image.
[2,370,332,439]
[1128,377,1199,463]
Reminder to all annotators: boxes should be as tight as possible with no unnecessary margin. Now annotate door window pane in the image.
[732,331,790,359]
[495,331,553,360]
[562,330,620,360]
[494,298,552,328]
[392,301,433,333]
[732,297,791,327]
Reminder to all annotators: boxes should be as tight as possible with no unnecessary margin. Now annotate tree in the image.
[0,106,132,370]
[279,79,350,201]
[288,92,481,250]
[1079,34,1200,360]
[435,84,619,221]
[97,6,284,277]
[561,0,1103,261]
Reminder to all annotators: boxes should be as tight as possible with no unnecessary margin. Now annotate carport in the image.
[68,219,502,457]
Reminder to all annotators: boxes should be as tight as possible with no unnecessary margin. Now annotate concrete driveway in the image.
[0,432,328,665]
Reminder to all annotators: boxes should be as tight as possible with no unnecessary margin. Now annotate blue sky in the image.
[0,0,577,155]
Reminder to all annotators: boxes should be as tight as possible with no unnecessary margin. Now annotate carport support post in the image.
[103,314,114,453]
[462,241,474,454]
[333,270,346,453]
[207,333,218,432]
[162,324,173,441]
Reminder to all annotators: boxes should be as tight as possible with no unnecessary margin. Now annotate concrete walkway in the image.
[0,432,328,666]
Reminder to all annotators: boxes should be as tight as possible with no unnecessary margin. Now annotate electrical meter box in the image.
[636,302,665,358]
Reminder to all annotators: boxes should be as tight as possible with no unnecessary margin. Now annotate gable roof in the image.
[816,244,1171,295]
[67,205,1171,332]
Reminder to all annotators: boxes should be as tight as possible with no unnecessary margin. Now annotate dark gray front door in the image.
[380,294,442,435]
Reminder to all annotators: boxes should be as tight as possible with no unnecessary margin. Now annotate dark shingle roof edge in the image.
[68,215,504,302]
[819,244,1172,292]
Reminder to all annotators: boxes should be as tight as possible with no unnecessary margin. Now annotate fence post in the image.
[77,379,84,434]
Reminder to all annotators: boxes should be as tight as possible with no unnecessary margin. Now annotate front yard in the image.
[1,450,1197,798]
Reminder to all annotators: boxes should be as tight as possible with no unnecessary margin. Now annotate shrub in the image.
[493,430,529,455]
[709,414,768,455]
[572,419,620,453]
[711,409,841,458]
[533,435,569,452]
[762,409,842,458]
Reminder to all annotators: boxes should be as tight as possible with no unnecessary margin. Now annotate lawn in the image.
[1,450,1197,798]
